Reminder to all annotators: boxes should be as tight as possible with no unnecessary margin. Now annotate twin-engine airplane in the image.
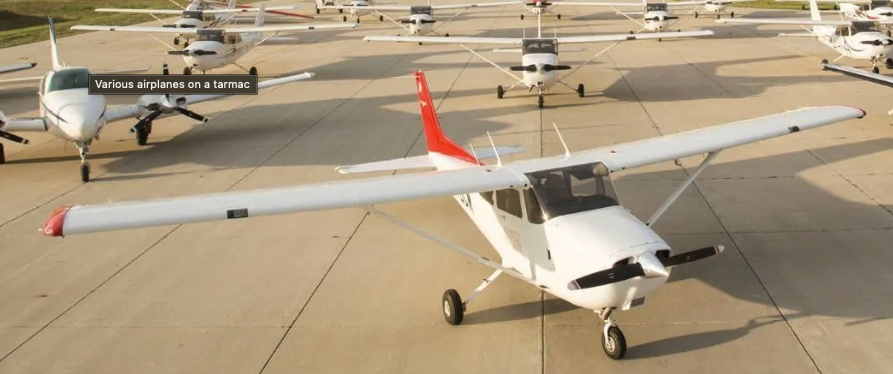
[364,13,713,107]
[0,17,315,182]
[40,70,866,360]
[823,61,893,113]
[718,0,893,73]
[72,5,358,75]
[318,1,517,36]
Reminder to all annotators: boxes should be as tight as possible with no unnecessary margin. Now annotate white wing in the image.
[431,1,522,9]
[72,24,359,34]
[554,1,642,6]
[0,62,37,75]
[717,18,850,25]
[43,105,864,236]
[822,62,893,88]
[94,8,185,14]
[557,30,713,43]
[364,35,522,44]
[71,25,195,34]
[202,6,299,13]
[318,4,411,10]
[105,72,315,123]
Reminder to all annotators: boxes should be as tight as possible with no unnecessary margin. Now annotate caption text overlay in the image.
[88,74,258,95]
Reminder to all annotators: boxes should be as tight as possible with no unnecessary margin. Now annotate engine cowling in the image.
[136,94,189,116]
[0,110,47,132]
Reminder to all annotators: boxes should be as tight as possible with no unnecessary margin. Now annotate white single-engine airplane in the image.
[718,0,893,73]
[0,17,316,182]
[318,1,517,36]
[823,61,893,113]
[40,70,865,360]
[364,13,713,107]
[72,6,358,76]
[94,0,298,47]
[673,0,754,19]
[315,0,390,23]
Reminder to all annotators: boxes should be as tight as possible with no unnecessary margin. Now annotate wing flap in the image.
[717,18,850,25]
[364,35,522,44]
[558,30,713,43]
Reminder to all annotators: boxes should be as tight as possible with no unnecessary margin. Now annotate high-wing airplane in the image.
[672,0,754,19]
[364,13,713,107]
[718,0,893,73]
[205,0,314,19]
[823,61,893,113]
[72,5,359,75]
[40,70,865,360]
[0,17,316,182]
[315,0,389,22]
[93,0,298,47]
[524,0,700,32]
[517,0,640,20]
[317,1,517,36]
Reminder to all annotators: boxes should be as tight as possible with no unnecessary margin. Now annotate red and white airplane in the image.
[41,71,865,360]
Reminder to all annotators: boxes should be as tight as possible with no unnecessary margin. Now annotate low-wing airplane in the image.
[823,61,893,113]
[718,0,893,73]
[317,1,517,36]
[364,13,713,107]
[672,0,754,19]
[72,5,359,75]
[39,70,866,360]
[0,17,316,182]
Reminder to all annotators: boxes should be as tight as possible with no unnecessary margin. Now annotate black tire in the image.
[173,37,180,45]
[557,14,561,19]
[445,33,450,37]
[0,143,5,164]
[716,13,721,19]
[801,5,806,10]
[520,14,525,20]
[577,83,585,98]
[343,15,348,22]
[497,85,504,99]
[442,289,464,325]
[602,325,627,360]
[183,41,189,48]
[886,58,893,69]
[316,7,320,14]
[834,4,839,10]
[821,58,829,64]
[419,42,423,45]
[80,163,90,183]
[183,67,191,75]
[694,12,699,18]
[873,66,881,74]
[731,11,735,17]
[379,15,384,22]
[136,126,149,146]
[249,67,258,75]
[658,38,662,42]
[339,8,344,13]
[537,95,544,108]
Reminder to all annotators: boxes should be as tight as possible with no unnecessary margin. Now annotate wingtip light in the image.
[42,205,71,237]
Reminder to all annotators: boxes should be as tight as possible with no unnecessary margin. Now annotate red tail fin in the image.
[415,71,481,165]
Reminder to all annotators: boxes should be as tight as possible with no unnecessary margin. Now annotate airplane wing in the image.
[317,4,412,11]
[364,35,523,44]
[557,29,714,43]
[95,8,185,14]
[822,62,893,88]
[0,62,37,75]
[72,23,359,34]
[105,72,316,123]
[202,6,300,14]
[551,1,642,6]
[717,18,851,25]
[43,104,864,236]
[431,1,523,10]
[775,0,870,3]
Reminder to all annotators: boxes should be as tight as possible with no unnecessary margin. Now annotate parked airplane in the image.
[527,0,699,32]
[823,61,893,113]
[517,0,642,20]
[39,70,865,360]
[94,0,300,47]
[364,13,713,107]
[718,0,893,73]
[319,1,517,36]
[0,17,316,182]
[206,0,315,19]
[315,0,389,22]
[674,0,754,19]
[72,5,359,75]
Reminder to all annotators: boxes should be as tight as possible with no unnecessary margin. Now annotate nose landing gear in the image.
[599,307,627,360]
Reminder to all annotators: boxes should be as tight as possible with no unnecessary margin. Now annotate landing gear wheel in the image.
[658,38,662,42]
[821,58,829,64]
[183,41,189,48]
[497,85,505,99]
[873,66,880,74]
[694,12,699,18]
[249,67,258,75]
[716,13,721,19]
[136,126,150,146]
[442,289,464,325]
[343,15,348,22]
[520,14,525,20]
[577,83,585,98]
[183,67,192,75]
[557,14,561,19]
[339,8,344,13]
[357,18,361,23]
[80,163,91,183]
[885,58,893,69]
[379,15,384,21]
[537,95,544,108]
[0,143,5,164]
[731,11,735,17]
[419,42,423,45]
[174,37,180,45]
[602,325,627,360]
[801,4,806,10]
[316,7,320,14]
[445,33,450,37]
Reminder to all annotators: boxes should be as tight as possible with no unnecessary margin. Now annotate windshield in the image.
[852,21,880,33]
[183,10,203,20]
[871,0,890,8]
[523,39,557,55]
[525,162,619,220]
[46,68,91,93]
[196,29,225,42]
[646,3,667,11]
[411,5,432,15]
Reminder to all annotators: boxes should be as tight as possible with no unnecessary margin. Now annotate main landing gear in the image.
[441,270,502,326]
[599,307,627,360]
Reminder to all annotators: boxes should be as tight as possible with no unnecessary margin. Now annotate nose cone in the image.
[637,251,670,278]
[178,18,202,28]
[183,41,223,70]
[47,92,105,141]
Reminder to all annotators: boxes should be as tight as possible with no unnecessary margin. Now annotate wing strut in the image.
[458,44,527,85]
[558,40,621,84]
[645,151,720,226]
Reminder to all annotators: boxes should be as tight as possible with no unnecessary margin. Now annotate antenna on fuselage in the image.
[486,131,502,167]
[552,123,571,158]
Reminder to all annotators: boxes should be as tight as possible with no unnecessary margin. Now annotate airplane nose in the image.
[637,252,670,279]
[58,105,100,141]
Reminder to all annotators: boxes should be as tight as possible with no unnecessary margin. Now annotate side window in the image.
[496,189,523,218]
[481,191,495,205]
[524,189,545,224]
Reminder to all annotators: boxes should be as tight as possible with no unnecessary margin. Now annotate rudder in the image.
[415,71,480,166]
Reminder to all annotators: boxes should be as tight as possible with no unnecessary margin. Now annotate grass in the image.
[0,0,253,49]
[731,0,839,11]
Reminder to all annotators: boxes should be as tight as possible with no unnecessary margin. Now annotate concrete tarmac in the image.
[1,1,892,373]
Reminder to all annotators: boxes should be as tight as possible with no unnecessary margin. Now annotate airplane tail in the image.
[227,0,236,9]
[254,3,266,27]
[809,0,821,22]
[415,71,482,169]
[48,16,64,70]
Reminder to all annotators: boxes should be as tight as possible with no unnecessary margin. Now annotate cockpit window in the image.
[852,21,880,33]
[46,68,90,93]
[523,39,557,55]
[646,3,667,11]
[871,0,889,8]
[411,5,432,15]
[183,10,203,20]
[196,29,225,42]
[525,162,619,220]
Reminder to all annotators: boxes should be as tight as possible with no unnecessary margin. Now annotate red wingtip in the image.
[414,71,481,165]
[41,205,71,237]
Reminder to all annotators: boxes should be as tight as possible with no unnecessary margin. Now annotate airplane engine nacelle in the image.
[136,94,189,115]
[0,110,46,132]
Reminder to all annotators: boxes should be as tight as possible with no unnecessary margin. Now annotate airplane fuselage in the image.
[521,53,559,90]
[703,2,727,12]
[40,89,107,143]
[347,0,374,17]
[182,35,262,72]
[814,27,893,59]
[643,10,672,31]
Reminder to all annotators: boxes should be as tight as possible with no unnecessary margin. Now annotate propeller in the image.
[879,11,893,16]
[567,246,724,290]
[510,64,570,72]
[400,19,436,24]
[646,15,678,21]
[861,38,893,46]
[0,130,30,145]
[131,94,209,134]
[162,24,197,28]
[167,49,217,56]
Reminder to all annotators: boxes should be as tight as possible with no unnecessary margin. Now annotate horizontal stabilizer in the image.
[335,155,436,174]
[470,145,525,160]
[778,32,817,37]
[492,48,522,53]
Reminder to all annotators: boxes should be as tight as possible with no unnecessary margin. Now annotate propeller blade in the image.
[399,19,414,23]
[161,24,179,28]
[167,50,189,56]
[131,110,164,133]
[542,64,572,72]
[510,65,538,72]
[665,16,680,20]
[174,107,208,122]
[420,19,436,24]
[191,50,217,56]
[568,263,646,290]
[0,129,30,144]
[659,245,725,268]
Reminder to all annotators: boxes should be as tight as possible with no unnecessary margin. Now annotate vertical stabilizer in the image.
[227,0,236,9]
[808,0,821,33]
[415,71,481,167]
[48,17,64,70]
[255,3,266,27]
